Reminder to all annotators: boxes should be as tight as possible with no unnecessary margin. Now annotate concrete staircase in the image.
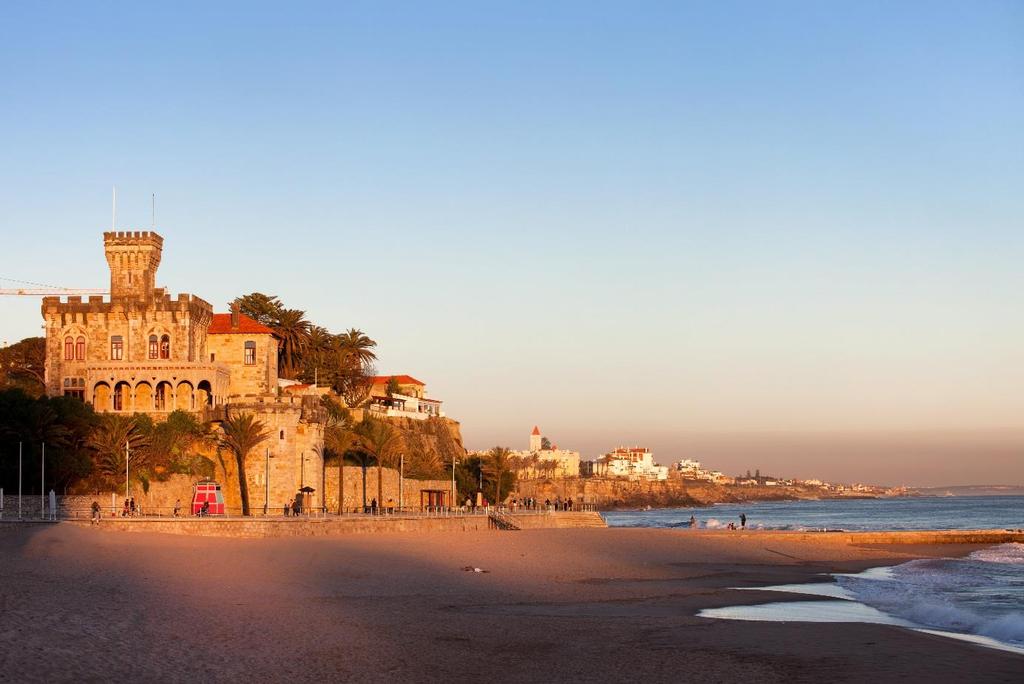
[553,511,607,528]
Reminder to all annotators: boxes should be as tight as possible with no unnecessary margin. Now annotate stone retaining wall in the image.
[59,510,609,537]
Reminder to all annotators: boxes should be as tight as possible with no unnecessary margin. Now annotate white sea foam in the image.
[968,542,1024,564]
[836,544,1024,646]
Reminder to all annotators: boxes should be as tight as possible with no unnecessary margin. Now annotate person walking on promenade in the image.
[285,499,292,516]
[129,497,136,517]
[90,500,101,524]
[740,513,747,529]
[122,499,129,517]
[291,497,300,517]
[370,498,378,515]
[173,499,181,517]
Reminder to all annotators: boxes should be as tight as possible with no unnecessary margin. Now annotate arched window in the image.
[160,334,170,359]
[149,335,158,359]
[64,337,74,360]
[280,429,285,440]
[75,336,85,360]
[110,335,123,361]
[244,340,256,365]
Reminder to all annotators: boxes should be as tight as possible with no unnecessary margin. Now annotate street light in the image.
[263,446,274,515]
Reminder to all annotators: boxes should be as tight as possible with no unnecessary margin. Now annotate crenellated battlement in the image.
[104,230,163,301]
[102,230,164,246]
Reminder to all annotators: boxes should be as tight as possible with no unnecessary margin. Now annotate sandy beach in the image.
[1,524,1021,683]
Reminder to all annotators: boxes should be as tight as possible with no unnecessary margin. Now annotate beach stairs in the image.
[553,511,607,528]
[487,510,520,530]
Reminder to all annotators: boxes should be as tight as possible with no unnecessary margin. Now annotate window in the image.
[64,337,74,360]
[110,335,123,361]
[63,377,85,400]
[75,336,85,360]
[244,340,256,365]
[279,430,285,440]
[210,353,216,362]
[160,334,170,359]
[149,335,158,359]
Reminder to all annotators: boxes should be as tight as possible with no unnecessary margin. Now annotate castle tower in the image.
[103,231,163,301]
[530,425,542,452]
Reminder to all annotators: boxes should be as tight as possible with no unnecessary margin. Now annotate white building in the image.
[366,375,445,420]
[589,447,668,481]
[673,458,732,483]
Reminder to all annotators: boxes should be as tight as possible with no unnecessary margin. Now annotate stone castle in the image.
[41,231,324,512]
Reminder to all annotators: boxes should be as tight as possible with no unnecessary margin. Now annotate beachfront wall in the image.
[321,467,452,512]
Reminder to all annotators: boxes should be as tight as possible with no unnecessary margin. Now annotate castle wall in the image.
[212,399,325,513]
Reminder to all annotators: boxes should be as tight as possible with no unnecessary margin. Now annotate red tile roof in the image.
[370,375,425,386]
[531,426,541,436]
[208,313,276,335]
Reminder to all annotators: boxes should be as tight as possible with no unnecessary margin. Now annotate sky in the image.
[1,1,1021,486]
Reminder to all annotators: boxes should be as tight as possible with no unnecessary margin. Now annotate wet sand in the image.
[1,524,1021,683]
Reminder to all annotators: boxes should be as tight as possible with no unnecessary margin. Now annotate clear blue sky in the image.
[1,1,1022,485]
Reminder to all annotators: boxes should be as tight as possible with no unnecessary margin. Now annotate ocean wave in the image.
[837,544,1024,646]
[968,542,1024,564]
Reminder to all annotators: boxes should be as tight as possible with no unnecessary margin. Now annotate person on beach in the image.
[173,499,181,517]
[90,500,101,524]
[740,513,747,529]
[689,515,697,528]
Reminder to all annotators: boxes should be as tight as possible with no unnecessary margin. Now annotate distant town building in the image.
[511,426,581,479]
[587,447,668,481]
[672,459,731,483]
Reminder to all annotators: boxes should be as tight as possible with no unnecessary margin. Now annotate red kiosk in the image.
[191,481,226,516]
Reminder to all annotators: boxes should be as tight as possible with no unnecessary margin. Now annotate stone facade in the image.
[214,397,326,514]
[206,309,280,397]
[42,232,229,411]
[322,465,453,513]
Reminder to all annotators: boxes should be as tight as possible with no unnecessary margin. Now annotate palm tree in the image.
[355,417,402,510]
[346,448,376,512]
[272,309,311,379]
[322,398,356,514]
[304,326,337,385]
[86,414,147,486]
[336,328,377,368]
[218,412,271,516]
[484,446,514,505]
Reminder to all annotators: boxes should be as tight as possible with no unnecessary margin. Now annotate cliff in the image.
[376,415,465,479]
[514,476,869,509]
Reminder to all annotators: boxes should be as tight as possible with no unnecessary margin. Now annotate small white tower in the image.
[529,425,542,452]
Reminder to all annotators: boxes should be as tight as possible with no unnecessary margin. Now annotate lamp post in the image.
[451,455,457,511]
[18,441,22,519]
[125,441,130,499]
[263,446,271,516]
[399,453,404,512]
[40,442,45,519]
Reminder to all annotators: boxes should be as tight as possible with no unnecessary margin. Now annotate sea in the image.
[605,496,1024,653]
